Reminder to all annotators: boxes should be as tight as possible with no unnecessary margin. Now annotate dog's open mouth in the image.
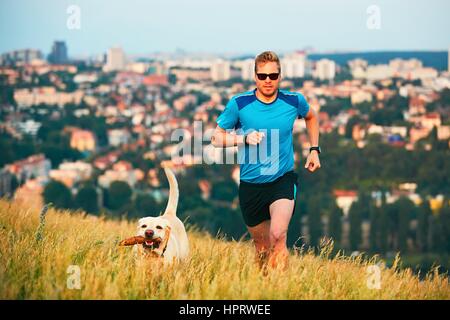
[142,237,162,250]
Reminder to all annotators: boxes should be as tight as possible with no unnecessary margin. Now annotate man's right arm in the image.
[211,126,264,148]
[211,126,245,147]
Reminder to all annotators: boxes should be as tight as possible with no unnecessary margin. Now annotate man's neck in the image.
[255,89,278,104]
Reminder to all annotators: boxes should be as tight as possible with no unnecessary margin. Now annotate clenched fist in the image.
[305,151,321,172]
[245,131,265,145]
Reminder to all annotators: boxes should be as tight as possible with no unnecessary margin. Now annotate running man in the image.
[211,51,321,270]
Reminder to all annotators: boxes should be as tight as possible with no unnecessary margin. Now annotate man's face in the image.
[254,61,281,98]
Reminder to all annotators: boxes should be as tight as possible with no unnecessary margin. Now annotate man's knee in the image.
[270,229,287,244]
[253,237,270,251]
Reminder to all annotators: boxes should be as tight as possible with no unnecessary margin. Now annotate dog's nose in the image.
[145,229,154,238]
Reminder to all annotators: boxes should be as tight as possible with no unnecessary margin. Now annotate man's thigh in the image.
[269,198,295,233]
[247,220,270,245]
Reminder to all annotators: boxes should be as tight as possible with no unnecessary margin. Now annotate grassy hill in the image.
[0,199,448,300]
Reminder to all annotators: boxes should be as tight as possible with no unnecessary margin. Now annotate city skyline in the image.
[1,0,449,57]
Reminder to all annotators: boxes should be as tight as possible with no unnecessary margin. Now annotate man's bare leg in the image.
[247,220,270,270]
[268,199,294,270]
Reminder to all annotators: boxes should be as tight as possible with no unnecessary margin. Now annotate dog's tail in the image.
[162,166,179,217]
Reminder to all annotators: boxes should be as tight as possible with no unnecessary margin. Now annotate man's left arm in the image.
[303,108,321,172]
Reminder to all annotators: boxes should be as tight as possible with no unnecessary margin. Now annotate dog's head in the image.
[136,216,171,252]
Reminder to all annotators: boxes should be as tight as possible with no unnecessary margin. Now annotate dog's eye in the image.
[156,225,163,230]
[141,225,147,228]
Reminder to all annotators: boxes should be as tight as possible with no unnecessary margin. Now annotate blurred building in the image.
[281,51,306,78]
[333,189,358,216]
[126,62,149,74]
[211,59,231,81]
[240,59,254,81]
[0,49,42,66]
[49,161,93,188]
[47,41,68,64]
[170,67,211,82]
[348,59,368,79]
[14,178,45,211]
[15,119,41,136]
[98,161,138,188]
[107,128,131,147]
[70,129,96,152]
[366,64,394,81]
[351,90,372,105]
[14,87,84,108]
[104,47,126,72]
[314,59,336,80]
[0,168,13,198]
[5,154,51,182]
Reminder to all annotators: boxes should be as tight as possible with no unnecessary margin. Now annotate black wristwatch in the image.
[309,146,321,154]
[243,133,249,145]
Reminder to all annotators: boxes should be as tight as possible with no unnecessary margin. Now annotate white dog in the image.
[119,165,189,263]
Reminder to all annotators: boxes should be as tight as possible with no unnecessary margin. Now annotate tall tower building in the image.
[314,59,336,80]
[104,47,126,72]
[211,59,231,82]
[240,59,255,81]
[281,51,306,78]
[48,41,68,64]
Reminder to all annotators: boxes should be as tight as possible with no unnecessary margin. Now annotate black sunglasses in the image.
[256,73,280,80]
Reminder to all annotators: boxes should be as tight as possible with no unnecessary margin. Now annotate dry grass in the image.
[0,199,448,300]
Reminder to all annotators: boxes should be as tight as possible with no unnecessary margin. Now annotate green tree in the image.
[348,201,362,251]
[107,181,132,212]
[328,203,343,246]
[430,199,450,254]
[396,197,415,253]
[133,193,159,217]
[439,199,450,253]
[416,200,432,253]
[376,190,390,253]
[75,186,99,214]
[211,180,238,202]
[369,203,379,253]
[43,180,72,209]
[307,197,322,249]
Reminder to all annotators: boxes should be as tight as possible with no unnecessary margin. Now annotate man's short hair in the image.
[254,51,281,73]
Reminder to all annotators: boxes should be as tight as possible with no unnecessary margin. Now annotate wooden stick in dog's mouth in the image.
[119,236,145,246]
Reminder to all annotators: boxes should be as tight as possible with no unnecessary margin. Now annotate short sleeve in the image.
[297,93,310,119]
[216,98,239,130]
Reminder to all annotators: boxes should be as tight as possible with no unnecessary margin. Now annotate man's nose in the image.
[145,229,154,238]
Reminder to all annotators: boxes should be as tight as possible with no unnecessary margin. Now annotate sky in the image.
[1,0,449,57]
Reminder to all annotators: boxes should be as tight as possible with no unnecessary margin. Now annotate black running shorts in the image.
[238,171,298,227]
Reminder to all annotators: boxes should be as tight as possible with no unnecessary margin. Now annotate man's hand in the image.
[304,151,321,172]
[245,131,265,145]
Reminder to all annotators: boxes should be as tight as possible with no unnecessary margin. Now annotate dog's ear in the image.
[164,226,171,238]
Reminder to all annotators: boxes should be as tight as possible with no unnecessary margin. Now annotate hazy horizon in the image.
[1,0,449,57]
